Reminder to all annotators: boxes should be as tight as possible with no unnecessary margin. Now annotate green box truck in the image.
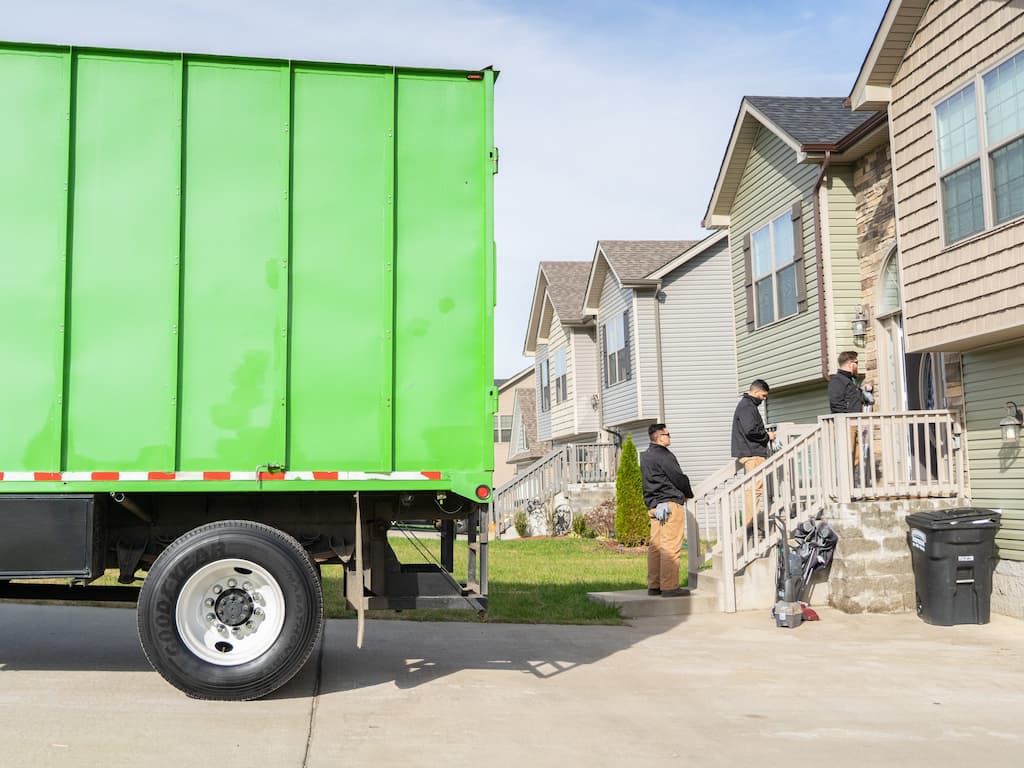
[0,42,497,700]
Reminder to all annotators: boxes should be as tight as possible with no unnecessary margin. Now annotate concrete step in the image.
[586,588,720,618]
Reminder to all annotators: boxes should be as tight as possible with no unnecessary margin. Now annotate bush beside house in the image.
[615,435,648,547]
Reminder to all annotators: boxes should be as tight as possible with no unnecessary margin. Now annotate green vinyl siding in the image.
[962,344,1024,561]
[731,127,821,391]
[765,383,827,426]
[65,53,181,470]
[826,167,862,356]
[0,47,69,471]
[178,60,290,470]
[288,66,393,470]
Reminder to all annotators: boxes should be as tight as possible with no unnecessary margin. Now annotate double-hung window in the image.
[493,414,512,442]
[936,49,1024,244]
[539,358,551,413]
[750,210,798,327]
[553,348,568,403]
[602,311,631,387]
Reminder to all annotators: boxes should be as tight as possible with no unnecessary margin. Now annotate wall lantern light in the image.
[852,305,868,341]
[999,401,1022,445]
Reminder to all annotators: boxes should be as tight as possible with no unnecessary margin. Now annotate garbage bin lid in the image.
[906,507,1001,530]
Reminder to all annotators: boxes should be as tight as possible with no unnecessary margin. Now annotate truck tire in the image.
[137,520,323,701]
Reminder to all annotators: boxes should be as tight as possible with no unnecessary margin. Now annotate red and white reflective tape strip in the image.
[0,470,443,482]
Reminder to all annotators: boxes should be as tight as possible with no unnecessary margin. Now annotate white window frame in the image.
[935,46,1024,246]
[493,413,513,443]
[603,311,630,387]
[750,209,798,328]
[539,358,551,413]
[553,347,568,404]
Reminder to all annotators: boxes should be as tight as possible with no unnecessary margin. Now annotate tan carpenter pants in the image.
[739,456,766,529]
[647,501,686,591]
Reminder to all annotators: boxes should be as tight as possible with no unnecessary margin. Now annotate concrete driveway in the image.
[1,602,1022,767]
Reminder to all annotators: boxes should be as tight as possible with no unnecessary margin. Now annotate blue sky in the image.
[7,0,889,377]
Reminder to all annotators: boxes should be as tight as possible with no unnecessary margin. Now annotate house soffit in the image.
[703,101,802,228]
[849,0,929,111]
[583,247,620,315]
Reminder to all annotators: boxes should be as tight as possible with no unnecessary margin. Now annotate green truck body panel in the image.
[0,43,496,500]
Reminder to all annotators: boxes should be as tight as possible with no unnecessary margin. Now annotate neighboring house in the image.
[581,236,738,487]
[493,367,533,487]
[523,261,601,447]
[506,387,550,474]
[850,0,1024,614]
[702,96,901,424]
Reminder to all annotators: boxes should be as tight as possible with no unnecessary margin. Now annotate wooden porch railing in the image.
[709,410,966,612]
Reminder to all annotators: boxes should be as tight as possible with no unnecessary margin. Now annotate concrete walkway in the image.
[1,602,1022,767]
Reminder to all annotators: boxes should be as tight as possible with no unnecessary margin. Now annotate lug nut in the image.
[242,582,252,591]
[212,585,222,594]
[204,598,214,607]
[253,608,263,616]
[227,579,236,588]
[245,621,254,629]
[206,613,215,622]
[216,624,226,632]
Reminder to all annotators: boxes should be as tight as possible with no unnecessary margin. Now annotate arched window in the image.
[877,247,901,318]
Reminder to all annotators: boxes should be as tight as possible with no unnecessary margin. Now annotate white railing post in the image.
[719,494,737,613]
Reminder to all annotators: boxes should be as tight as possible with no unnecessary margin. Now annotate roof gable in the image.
[850,0,930,111]
[583,240,696,311]
[703,97,884,227]
[523,260,592,355]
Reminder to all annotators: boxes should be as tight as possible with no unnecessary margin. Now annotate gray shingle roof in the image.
[598,241,698,282]
[745,96,880,146]
[540,261,592,324]
[508,388,549,463]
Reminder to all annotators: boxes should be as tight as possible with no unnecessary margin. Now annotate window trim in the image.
[601,310,631,388]
[539,358,551,413]
[934,46,1024,246]
[493,413,513,443]
[745,205,802,330]
[553,347,568,404]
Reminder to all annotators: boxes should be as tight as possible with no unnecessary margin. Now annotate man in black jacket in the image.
[731,379,775,530]
[829,351,875,483]
[639,423,693,597]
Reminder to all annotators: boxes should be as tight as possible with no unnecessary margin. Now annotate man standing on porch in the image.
[640,424,693,598]
[829,351,875,481]
[731,379,774,531]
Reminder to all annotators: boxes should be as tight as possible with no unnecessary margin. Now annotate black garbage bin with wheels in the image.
[906,507,1001,626]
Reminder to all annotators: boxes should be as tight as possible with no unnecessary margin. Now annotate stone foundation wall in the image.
[992,560,1024,620]
[825,498,963,613]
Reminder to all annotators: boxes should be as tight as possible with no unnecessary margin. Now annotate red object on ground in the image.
[800,603,820,621]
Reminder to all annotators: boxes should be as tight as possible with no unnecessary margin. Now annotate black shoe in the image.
[647,588,661,596]
[661,588,691,598]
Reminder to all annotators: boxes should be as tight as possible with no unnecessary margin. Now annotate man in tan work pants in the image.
[639,423,694,597]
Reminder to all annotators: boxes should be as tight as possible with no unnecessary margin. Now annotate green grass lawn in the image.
[38,537,693,626]
[322,536,689,625]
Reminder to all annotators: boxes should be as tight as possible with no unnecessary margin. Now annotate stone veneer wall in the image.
[993,561,1024,620]
[853,144,895,389]
[826,498,964,613]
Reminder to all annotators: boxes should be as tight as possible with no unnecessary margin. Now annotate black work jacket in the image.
[829,369,868,413]
[639,443,693,509]
[731,393,770,459]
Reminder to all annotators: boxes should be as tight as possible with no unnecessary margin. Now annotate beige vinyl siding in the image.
[534,344,551,440]
[635,289,661,420]
[962,344,1024,561]
[765,383,827,426]
[731,127,822,390]
[623,421,656,458]
[547,315,574,439]
[889,0,1024,352]
[599,270,639,427]
[572,326,600,435]
[660,238,739,486]
[827,166,862,355]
